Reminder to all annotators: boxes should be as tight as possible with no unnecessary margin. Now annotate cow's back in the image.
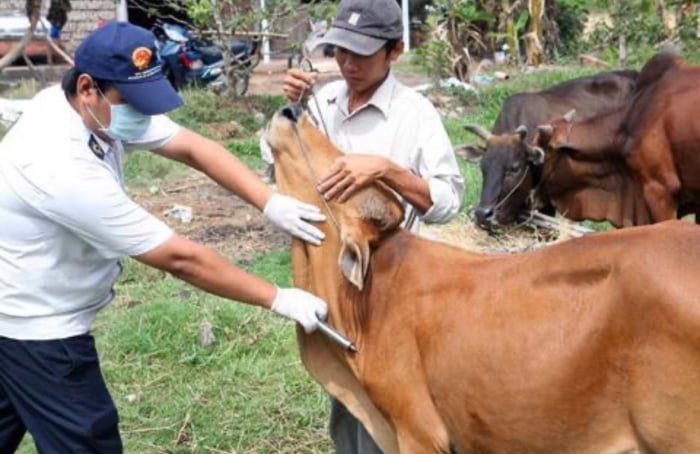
[634,51,682,93]
[363,222,700,453]
[492,70,638,138]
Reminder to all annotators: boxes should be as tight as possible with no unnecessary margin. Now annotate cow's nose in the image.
[475,206,494,221]
[280,104,302,122]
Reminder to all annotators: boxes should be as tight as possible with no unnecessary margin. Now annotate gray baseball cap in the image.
[318,0,403,56]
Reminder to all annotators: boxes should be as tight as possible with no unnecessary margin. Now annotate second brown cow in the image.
[536,52,700,226]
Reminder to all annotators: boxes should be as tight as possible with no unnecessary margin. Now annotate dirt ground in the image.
[131,171,289,265]
[131,172,566,268]
[130,169,566,266]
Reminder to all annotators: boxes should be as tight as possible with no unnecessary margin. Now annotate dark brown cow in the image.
[266,104,700,454]
[537,52,700,226]
[459,70,638,230]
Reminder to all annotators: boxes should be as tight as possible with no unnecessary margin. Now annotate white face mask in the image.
[86,87,152,142]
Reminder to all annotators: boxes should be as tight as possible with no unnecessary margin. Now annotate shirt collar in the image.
[337,71,397,119]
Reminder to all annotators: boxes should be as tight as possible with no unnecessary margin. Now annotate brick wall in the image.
[61,1,117,53]
[0,1,30,15]
[1,0,117,54]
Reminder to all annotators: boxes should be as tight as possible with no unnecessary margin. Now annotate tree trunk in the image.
[618,33,627,68]
[524,0,544,66]
[0,0,42,71]
[655,0,671,38]
[542,1,560,59]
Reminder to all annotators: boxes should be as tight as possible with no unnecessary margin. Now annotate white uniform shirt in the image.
[0,85,178,340]
[266,72,464,232]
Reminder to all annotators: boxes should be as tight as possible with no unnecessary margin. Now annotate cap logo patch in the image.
[132,47,152,70]
[348,12,360,25]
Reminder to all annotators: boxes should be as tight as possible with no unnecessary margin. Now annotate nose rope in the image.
[289,57,340,233]
[520,119,573,213]
[290,121,342,234]
[491,165,530,213]
[526,149,565,211]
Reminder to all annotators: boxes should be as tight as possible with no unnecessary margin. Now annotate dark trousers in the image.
[330,398,383,454]
[0,334,122,453]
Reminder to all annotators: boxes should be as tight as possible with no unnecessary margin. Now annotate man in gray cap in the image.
[281,0,464,452]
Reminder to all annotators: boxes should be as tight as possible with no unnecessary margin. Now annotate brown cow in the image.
[457,70,638,230]
[536,52,700,226]
[266,103,700,454]
[533,106,653,227]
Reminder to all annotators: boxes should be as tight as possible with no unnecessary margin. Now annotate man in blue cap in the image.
[0,21,328,452]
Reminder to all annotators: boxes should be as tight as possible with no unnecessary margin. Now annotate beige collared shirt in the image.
[305,72,463,232]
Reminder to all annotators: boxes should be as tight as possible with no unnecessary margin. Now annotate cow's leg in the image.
[367,379,451,454]
[626,131,680,223]
[641,179,677,222]
[395,428,452,454]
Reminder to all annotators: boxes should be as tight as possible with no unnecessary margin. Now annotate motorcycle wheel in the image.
[163,66,180,91]
[227,68,249,96]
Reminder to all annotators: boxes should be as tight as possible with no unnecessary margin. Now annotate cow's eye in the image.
[508,163,521,173]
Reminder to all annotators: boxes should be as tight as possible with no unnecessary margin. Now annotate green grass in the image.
[169,89,286,135]
[123,150,190,188]
[18,252,332,453]
[123,90,281,187]
[99,254,331,453]
[0,79,42,99]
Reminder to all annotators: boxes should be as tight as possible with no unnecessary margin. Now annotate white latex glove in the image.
[263,193,326,245]
[271,287,328,333]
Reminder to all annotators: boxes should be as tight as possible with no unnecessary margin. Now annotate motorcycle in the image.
[226,35,261,96]
[152,21,260,96]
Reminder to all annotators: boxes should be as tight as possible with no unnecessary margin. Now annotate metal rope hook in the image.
[296,57,330,138]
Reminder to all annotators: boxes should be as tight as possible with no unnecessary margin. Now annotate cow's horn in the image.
[454,144,486,162]
[563,109,577,123]
[515,125,528,141]
[537,124,554,137]
[526,145,545,165]
[464,124,492,142]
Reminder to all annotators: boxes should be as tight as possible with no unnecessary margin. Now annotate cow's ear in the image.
[338,228,371,291]
[454,144,486,162]
[336,188,403,290]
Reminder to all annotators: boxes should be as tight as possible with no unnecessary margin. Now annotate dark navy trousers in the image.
[0,334,122,453]
[330,398,383,454]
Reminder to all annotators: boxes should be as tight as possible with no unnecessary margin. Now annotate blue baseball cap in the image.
[75,21,182,115]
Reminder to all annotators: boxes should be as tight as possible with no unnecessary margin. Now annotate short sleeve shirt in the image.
[0,85,178,340]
